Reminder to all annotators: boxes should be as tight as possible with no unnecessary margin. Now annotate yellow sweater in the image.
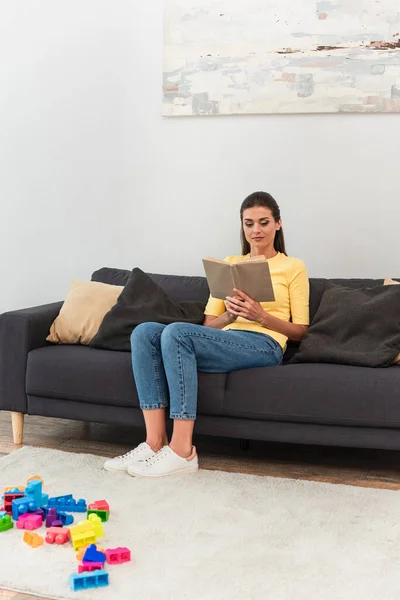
[204,253,310,351]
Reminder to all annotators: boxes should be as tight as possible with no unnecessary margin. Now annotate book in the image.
[202,256,275,302]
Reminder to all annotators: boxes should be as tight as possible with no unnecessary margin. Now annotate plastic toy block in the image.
[88,500,110,513]
[24,479,48,509]
[12,497,38,521]
[78,561,104,573]
[105,547,131,565]
[52,520,63,527]
[32,508,46,519]
[58,511,74,526]
[78,515,103,539]
[70,522,93,537]
[4,492,24,514]
[26,475,44,485]
[0,514,13,533]
[46,508,58,528]
[87,509,109,523]
[0,511,6,519]
[16,514,42,530]
[48,496,87,512]
[69,570,109,592]
[71,531,96,552]
[83,544,106,564]
[23,531,43,547]
[76,544,105,561]
[4,486,25,493]
[45,526,71,545]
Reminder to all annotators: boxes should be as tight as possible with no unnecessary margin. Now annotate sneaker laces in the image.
[118,443,148,462]
[143,446,171,466]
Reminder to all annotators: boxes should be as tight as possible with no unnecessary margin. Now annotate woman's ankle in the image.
[146,438,168,453]
[169,442,194,459]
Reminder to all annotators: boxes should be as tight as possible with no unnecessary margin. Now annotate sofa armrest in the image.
[0,302,63,413]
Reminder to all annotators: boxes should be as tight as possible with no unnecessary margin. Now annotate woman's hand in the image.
[225,289,268,325]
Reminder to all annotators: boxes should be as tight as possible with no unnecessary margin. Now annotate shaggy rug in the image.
[0,446,399,600]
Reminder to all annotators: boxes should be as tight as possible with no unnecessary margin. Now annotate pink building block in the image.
[78,561,104,573]
[16,513,43,530]
[105,547,131,565]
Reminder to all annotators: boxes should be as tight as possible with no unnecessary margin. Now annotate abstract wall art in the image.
[163,0,400,115]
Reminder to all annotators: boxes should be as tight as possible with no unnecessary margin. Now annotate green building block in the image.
[0,515,14,532]
[87,509,109,523]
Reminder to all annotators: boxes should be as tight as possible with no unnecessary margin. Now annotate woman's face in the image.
[242,206,281,253]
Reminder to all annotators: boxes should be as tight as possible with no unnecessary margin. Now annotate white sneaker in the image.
[128,445,198,478]
[103,443,156,472]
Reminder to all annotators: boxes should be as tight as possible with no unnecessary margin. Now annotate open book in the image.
[202,256,275,302]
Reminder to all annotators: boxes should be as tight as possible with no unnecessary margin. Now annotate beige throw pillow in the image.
[384,278,400,364]
[47,280,124,345]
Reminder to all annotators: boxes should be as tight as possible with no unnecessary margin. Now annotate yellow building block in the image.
[71,530,96,552]
[78,514,104,539]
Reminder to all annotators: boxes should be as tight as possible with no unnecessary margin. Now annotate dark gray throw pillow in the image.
[89,268,206,351]
[290,283,400,367]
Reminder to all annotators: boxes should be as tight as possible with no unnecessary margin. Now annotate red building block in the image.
[45,527,71,545]
[88,500,110,514]
[105,547,131,565]
[78,561,104,573]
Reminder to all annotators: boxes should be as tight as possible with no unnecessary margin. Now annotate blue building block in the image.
[12,497,38,521]
[48,497,87,513]
[69,571,109,591]
[25,480,48,509]
[83,544,106,564]
[58,511,74,525]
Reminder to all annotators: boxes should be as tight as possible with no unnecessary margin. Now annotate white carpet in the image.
[1,447,400,600]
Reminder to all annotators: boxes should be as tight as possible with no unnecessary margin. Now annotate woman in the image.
[104,191,309,477]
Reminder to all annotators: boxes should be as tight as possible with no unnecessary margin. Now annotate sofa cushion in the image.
[291,283,400,367]
[223,363,400,428]
[91,267,210,304]
[90,268,206,352]
[26,345,226,415]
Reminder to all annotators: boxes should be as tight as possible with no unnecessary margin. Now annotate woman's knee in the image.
[160,322,200,349]
[130,322,165,346]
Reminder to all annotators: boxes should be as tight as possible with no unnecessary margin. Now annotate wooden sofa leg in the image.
[11,412,24,445]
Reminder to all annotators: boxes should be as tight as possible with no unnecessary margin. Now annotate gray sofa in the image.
[1,267,400,450]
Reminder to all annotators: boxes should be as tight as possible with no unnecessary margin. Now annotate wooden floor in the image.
[1,410,400,600]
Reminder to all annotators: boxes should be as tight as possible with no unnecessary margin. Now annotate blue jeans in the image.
[130,322,282,420]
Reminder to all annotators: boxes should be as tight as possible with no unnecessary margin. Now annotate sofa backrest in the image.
[91,267,394,322]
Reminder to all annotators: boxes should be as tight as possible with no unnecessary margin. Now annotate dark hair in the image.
[240,191,287,256]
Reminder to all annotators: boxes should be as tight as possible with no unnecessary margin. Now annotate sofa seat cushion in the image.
[223,363,400,428]
[26,346,226,415]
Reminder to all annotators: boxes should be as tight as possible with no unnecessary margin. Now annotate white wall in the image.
[0,0,399,313]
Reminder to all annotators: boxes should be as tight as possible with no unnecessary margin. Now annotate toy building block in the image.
[46,508,59,528]
[87,508,109,523]
[26,475,44,485]
[76,544,105,561]
[88,500,110,514]
[12,497,38,521]
[69,570,109,591]
[33,508,46,518]
[23,531,44,547]
[48,496,87,512]
[4,486,25,493]
[24,479,48,508]
[4,492,24,515]
[105,547,131,565]
[45,527,71,545]
[78,515,104,539]
[82,544,106,564]
[0,511,7,519]
[58,511,74,526]
[52,520,63,527]
[16,514,43,530]
[78,561,104,573]
[71,530,96,552]
[0,514,13,533]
